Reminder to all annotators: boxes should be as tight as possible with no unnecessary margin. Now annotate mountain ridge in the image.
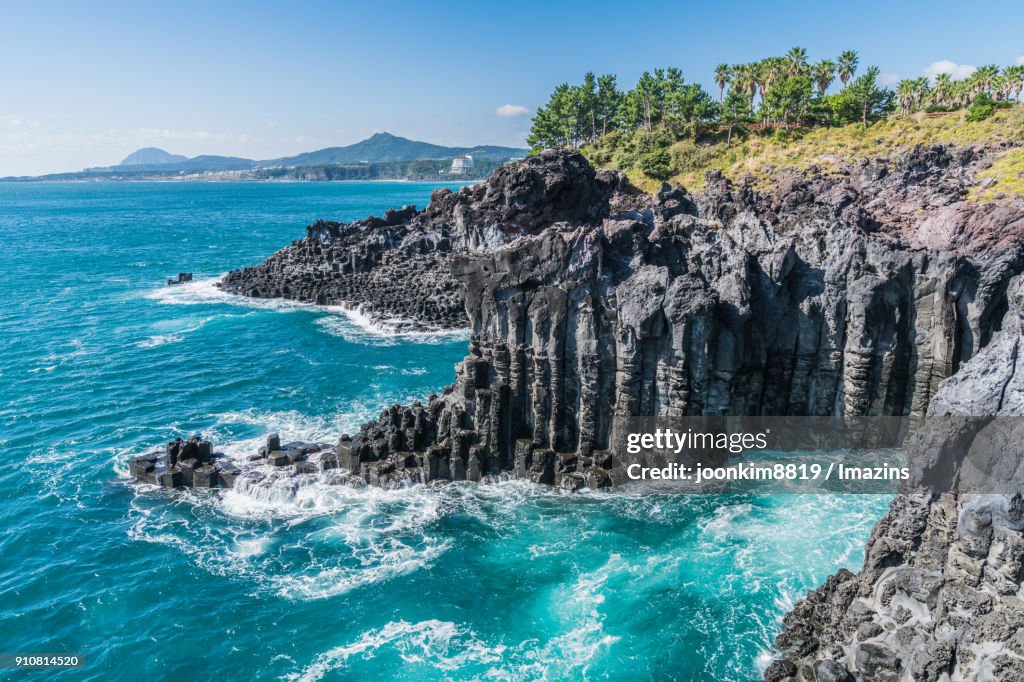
[99,133,526,174]
[119,147,188,166]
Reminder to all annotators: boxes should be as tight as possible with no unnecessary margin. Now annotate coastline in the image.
[196,147,1024,680]
[0,177,488,184]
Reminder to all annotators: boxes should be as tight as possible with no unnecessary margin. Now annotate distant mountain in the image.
[264,132,526,167]
[107,154,257,173]
[119,147,188,166]
[18,133,527,180]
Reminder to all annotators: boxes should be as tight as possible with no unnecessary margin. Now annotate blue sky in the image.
[2,0,1023,176]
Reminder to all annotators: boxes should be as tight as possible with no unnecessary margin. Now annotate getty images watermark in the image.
[623,426,908,485]
[603,416,1015,494]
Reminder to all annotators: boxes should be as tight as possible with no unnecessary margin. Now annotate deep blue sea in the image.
[0,181,890,681]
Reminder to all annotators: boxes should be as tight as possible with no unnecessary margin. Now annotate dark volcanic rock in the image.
[218,150,626,329]
[771,276,1024,679]
[214,145,1024,490]
[142,145,1024,676]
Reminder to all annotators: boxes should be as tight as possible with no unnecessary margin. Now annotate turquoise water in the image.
[0,182,890,681]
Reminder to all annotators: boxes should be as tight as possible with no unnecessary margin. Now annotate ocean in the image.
[0,181,890,681]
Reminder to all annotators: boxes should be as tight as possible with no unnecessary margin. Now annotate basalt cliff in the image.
[770,275,1024,681]
[219,145,1024,476]
[160,145,1024,679]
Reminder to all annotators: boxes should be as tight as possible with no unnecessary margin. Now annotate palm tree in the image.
[992,72,1007,100]
[714,63,732,102]
[733,64,758,112]
[951,80,970,108]
[1005,65,1024,101]
[812,60,836,96]
[897,80,917,116]
[973,65,1000,98]
[753,60,767,103]
[786,47,808,76]
[838,50,859,87]
[930,72,953,108]
[761,57,786,98]
[913,77,931,111]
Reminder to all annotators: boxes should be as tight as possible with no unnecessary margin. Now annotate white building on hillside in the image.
[450,155,474,175]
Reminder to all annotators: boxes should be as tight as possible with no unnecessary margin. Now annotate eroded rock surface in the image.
[214,145,1024,490]
[218,151,622,329]
[773,277,1024,681]
[151,146,1024,675]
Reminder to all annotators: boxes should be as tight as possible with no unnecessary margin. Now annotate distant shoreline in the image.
[0,177,488,185]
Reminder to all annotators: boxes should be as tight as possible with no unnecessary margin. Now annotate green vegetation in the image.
[528,50,1024,194]
[895,65,1024,116]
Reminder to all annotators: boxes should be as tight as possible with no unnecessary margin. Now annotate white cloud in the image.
[923,60,976,81]
[496,104,530,118]
[1016,55,1024,65]
[137,128,249,143]
[1,114,41,128]
[879,72,901,86]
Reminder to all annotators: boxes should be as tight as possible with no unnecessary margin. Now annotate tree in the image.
[838,67,894,126]
[758,57,787,102]
[528,83,579,150]
[663,83,718,138]
[786,47,808,76]
[762,74,814,125]
[967,92,996,121]
[1005,65,1024,101]
[578,72,599,143]
[838,50,859,86]
[732,63,758,111]
[930,72,954,108]
[896,77,930,115]
[720,88,753,143]
[714,63,732,102]
[812,60,836,96]
[896,79,915,116]
[972,65,1000,98]
[595,74,623,137]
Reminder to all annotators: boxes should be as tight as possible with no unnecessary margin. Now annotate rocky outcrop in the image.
[128,434,335,489]
[213,145,1024,492]
[772,276,1024,681]
[218,151,623,329]
[129,436,242,489]
[149,145,1024,675]
[166,272,192,286]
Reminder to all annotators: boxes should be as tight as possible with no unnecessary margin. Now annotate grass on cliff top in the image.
[972,147,1024,204]
[616,107,1024,196]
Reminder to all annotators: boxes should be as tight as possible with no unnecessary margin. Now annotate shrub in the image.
[967,93,996,122]
[638,147,672,180]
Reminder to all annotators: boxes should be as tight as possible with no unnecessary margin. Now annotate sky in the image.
[2,0,1023,176]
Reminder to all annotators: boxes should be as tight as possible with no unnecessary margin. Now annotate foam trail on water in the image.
[137,334,184,348]
[290,620,507,682]
[145,276,470,343]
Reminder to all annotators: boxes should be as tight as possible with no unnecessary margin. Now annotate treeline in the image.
[896,65,1024,118]
[528,48,1022,180]
[528,49,894,151]
[527,69,717,148]
[712,49,893,129]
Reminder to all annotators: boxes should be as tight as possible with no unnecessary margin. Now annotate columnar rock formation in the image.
[165,146,1024,675]
[218,146,1024,488]
[771,277,1024,681]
